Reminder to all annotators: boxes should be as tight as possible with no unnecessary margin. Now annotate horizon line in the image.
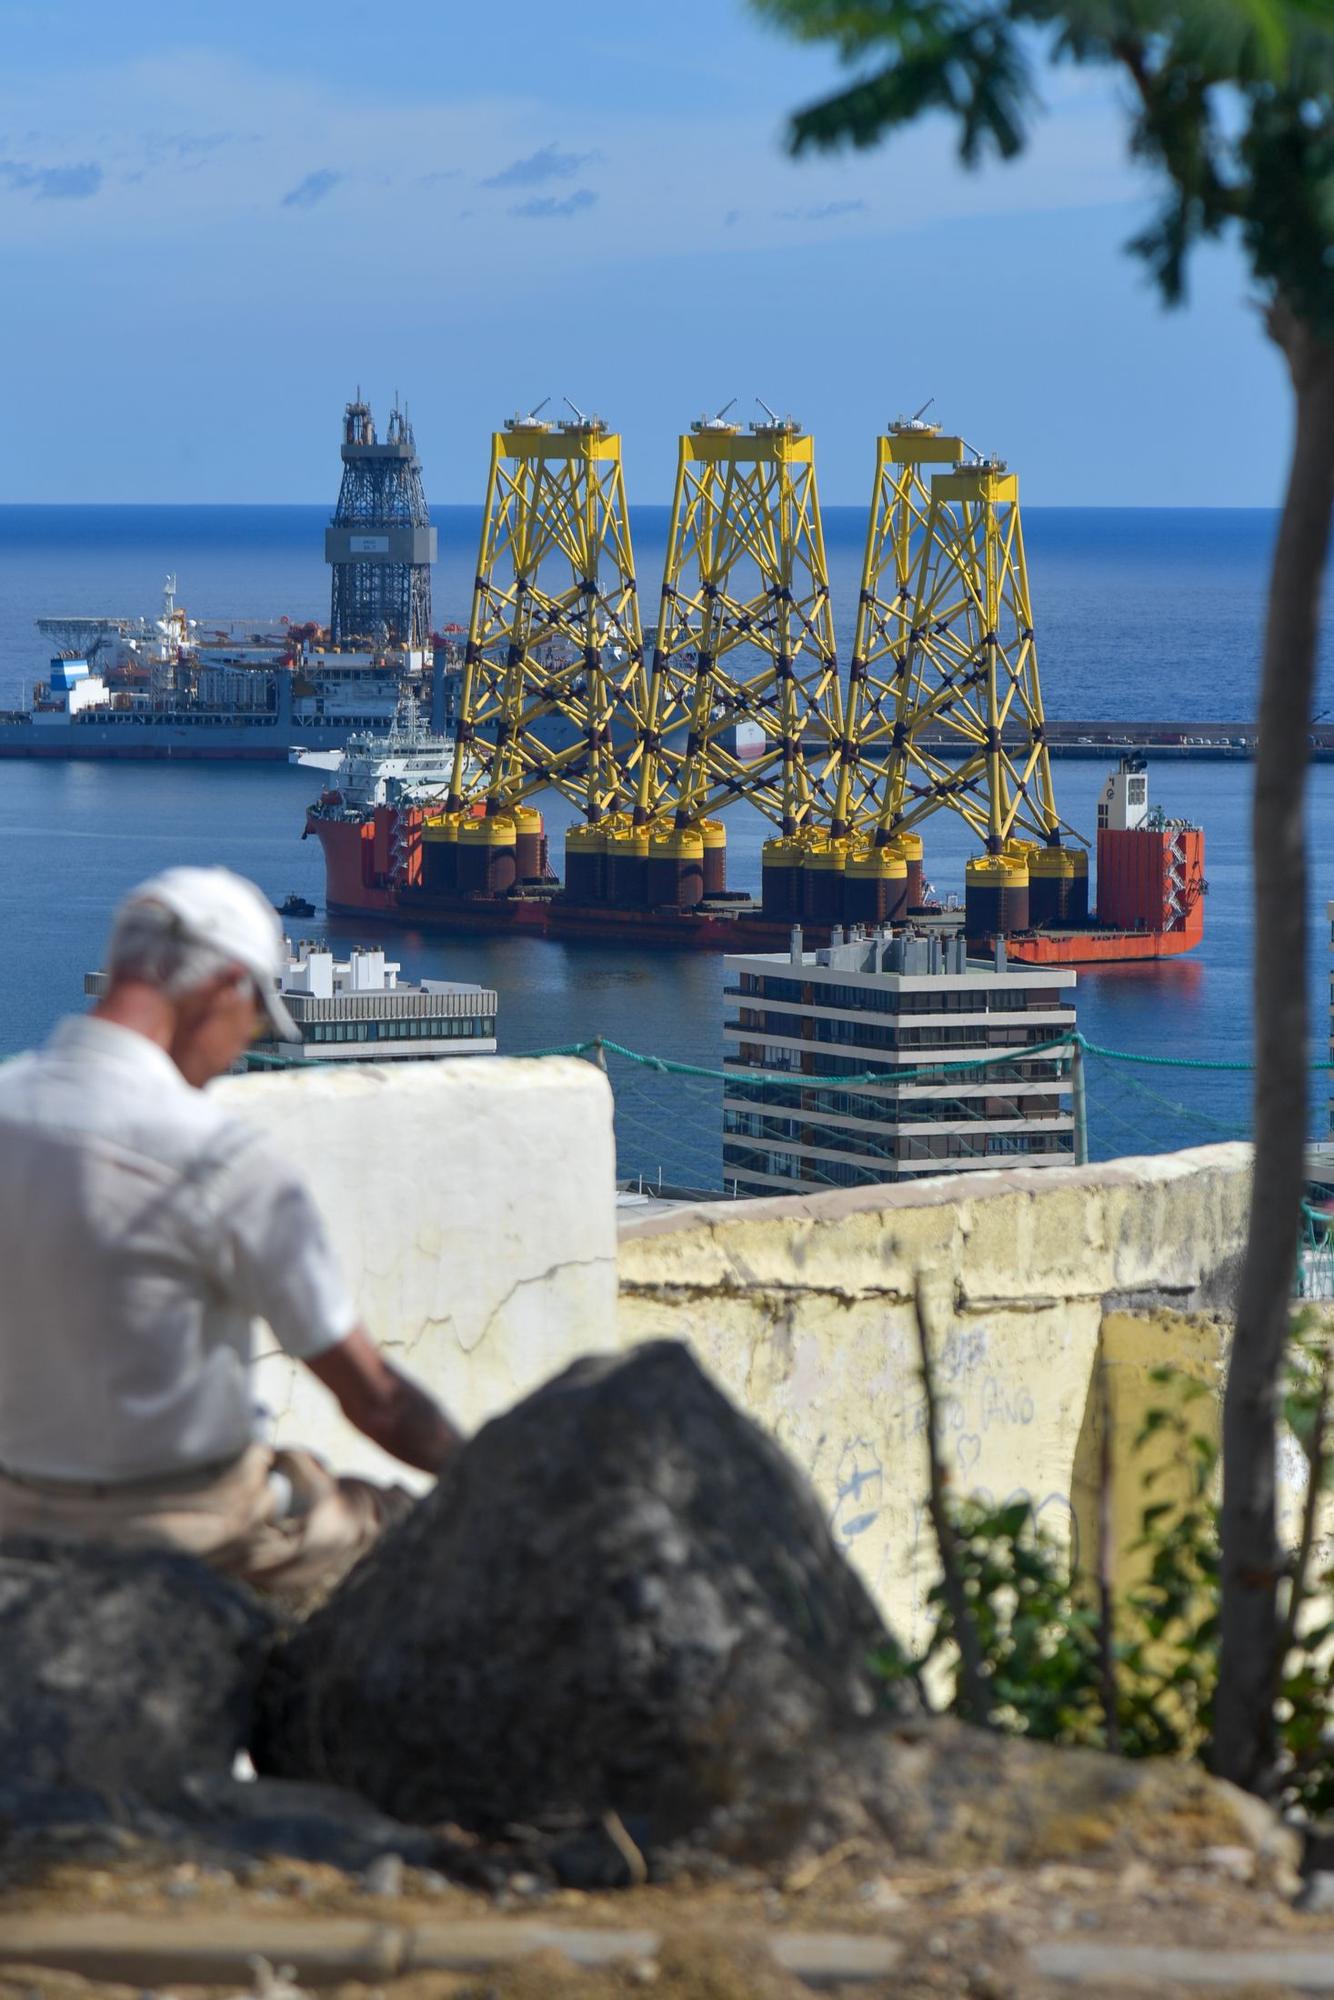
[0,499,1290,514]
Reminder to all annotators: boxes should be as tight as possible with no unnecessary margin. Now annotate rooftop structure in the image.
[721,925,1077,1195]
[326,396,437,653]
[252,941,495,1066]
[84,941,497,1068]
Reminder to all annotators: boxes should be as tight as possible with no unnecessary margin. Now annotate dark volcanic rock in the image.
[176,1773,445,1872]
[255,1341,910,1860]
[0,1537,273,1807]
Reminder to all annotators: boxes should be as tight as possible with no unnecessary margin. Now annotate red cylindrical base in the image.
[844,854,909,928]
[802,842,847,923]
[605,832,650,908]
[564,827,606,903]
[421,825,459,894]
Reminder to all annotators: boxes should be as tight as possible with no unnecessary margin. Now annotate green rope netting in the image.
[510,1031,1316,1194]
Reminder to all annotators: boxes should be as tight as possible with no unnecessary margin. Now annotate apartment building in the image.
[721,925,1077,1195]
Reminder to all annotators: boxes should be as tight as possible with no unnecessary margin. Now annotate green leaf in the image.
[752,0,1334,324]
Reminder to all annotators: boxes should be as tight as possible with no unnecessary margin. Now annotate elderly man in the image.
[0,866,460,1601]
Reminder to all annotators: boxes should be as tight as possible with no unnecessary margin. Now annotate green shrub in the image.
[876,1325,1332,1821]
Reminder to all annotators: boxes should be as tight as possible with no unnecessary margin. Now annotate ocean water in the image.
[4,504,1333,721]
[1,503,1331,1184]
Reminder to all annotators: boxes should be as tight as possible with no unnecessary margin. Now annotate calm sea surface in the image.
[2,504,1332,1183]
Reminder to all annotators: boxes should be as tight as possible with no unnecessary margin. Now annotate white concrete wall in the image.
[206,1050,1270,1649]
[210,1056,619,1484]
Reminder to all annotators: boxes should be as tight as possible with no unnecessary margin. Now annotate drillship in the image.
[0,397,441,761]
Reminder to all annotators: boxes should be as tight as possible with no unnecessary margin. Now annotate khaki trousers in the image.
[0,1444,415,1606]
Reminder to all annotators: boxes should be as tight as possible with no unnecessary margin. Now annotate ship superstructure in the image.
[305,708,494,913]
[0,608,439,760]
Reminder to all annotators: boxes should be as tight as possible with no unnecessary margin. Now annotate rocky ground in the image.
[2,1344,1330,1999]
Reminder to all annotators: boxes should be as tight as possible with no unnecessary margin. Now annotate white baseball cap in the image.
[120,866,302,1043]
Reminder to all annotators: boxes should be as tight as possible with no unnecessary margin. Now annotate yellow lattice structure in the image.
[445,415,650,824]
[642,416,845,840]
[841,420,964,831]
[422,407,1081,929]
[858,450,1061,856]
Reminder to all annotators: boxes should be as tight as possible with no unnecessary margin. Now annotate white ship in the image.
[290,701,467,804]
[3,576,448,763]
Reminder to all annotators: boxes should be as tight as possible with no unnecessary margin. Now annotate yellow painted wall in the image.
[616,1148,1251,1650]
[1069,1308,1226,1610]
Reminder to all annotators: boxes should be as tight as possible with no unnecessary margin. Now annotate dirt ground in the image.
[0,1842,1329,2000]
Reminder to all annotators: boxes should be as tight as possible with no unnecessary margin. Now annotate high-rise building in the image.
[722,927,1077,1195]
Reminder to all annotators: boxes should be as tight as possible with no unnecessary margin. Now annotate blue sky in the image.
[0,0,1292,506]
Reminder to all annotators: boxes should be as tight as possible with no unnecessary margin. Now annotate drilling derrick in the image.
[426,412,650,901]
[326,396,436,650]
[853,450,1077,938]
[645,414,845,919]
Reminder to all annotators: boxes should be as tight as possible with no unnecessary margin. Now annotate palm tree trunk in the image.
[1215,302,1334,1796]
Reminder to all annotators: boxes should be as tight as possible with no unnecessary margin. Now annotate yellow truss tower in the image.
[445,413,649,824]
[859,450,1061,858]
[841,418,964,829]
[641,414,845,839]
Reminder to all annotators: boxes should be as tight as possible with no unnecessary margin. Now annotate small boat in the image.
[276,891,317,919]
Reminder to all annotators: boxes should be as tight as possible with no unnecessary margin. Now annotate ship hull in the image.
[398,890,769,949]
[346,890,1203,960]
[309,798,1207,962]
[306,812,399,913]
[0,739,292,761]
[1006,926,1201,965]
[0,718,370,761]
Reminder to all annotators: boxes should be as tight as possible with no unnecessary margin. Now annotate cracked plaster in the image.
[212,1058,619,1487]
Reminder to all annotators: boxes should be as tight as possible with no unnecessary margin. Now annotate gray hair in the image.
[106,898,241,999]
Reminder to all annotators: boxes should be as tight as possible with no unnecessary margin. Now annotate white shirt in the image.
[0,1016,357,1482]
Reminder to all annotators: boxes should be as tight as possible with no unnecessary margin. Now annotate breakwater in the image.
[803,720,1333,762]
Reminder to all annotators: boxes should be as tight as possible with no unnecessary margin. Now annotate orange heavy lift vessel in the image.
[308,751,1204,957]
[306,408,1205,961]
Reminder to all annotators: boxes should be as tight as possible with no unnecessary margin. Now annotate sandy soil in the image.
[0,1842,1329,2000]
